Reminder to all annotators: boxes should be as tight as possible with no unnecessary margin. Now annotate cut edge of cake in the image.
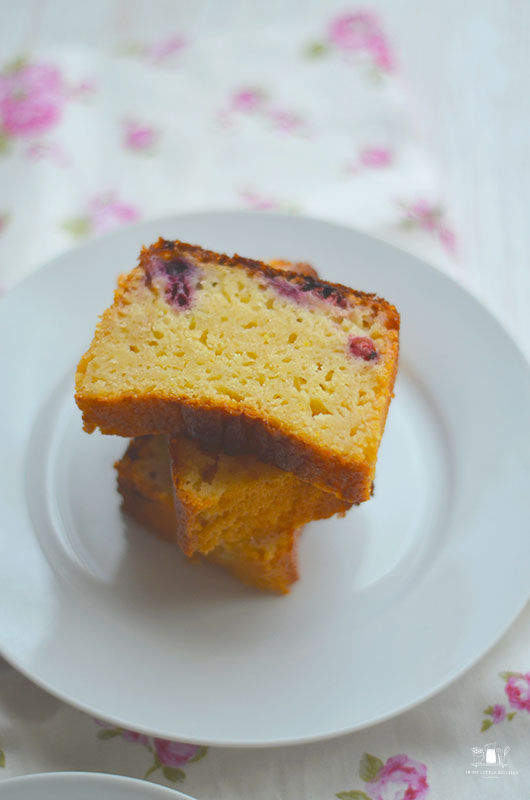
[115,436,302,593]
[167,435,351,557]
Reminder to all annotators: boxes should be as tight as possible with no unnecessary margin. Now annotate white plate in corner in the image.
[0,772,196,800]
[0,210,529,747]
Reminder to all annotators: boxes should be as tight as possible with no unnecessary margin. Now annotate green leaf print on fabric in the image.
[188,745,208,763]
[94,719,207,786]
[480,670,530,731]
[97,727,123,740]
[359,753,384,783]
[162,766,186,783]
[337,752,429,799]
[0,132,10,154]
[304,42,329,58]
[62,217,92,238]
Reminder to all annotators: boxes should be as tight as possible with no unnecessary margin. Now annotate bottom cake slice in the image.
[115,435,303,593]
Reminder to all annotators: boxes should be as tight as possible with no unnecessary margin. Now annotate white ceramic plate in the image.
[0,772,195,799]
[0,211,529,747]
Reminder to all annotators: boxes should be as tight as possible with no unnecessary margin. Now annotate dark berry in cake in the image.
[145,255,199,311]
[349,336,378,361]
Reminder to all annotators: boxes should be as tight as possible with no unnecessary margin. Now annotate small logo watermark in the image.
[466,742,518,778]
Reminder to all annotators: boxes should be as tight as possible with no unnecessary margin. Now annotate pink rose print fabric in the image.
[0,58,94,158]
[121,729,150,745]
[0,61,64,140]
[24,141,71,167]
[359,148,393,167]
[345,146,393,173]
[337,752,429,800]
[306,11,393,76]
[328,12,393,71]
[504,672,530,711]
[62,193,140,239]
[122,119,159,152]
[95,720,207,784]
[238,187,298,213]
[399,198,457,255]
[238,188,279,210]
[218,87,310,137]
[143,36,187,65]
[95,720,149,747]
[153,739,201,768]
[490,704,507,724]
[231,88,265,112]
[118,35,187,67]
[480,671,530,731]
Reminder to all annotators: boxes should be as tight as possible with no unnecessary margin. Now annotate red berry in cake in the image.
[145,255,199,310]
[314,281,347,308]
[349,336,378,361]
[269,274,347,308]
[270,276,303,302]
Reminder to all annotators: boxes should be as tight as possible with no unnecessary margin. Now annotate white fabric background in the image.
[0,1,529,798]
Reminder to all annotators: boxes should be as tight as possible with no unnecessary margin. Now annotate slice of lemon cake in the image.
[117,434,349,557]
[166,435,349,556]
[115,435,304,593]
[76,239,399,502]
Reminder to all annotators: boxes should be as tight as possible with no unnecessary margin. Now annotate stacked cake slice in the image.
[115,434,347,593]
[75,238,399,592]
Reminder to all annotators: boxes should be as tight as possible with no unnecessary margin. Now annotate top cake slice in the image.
[75,238,399,502]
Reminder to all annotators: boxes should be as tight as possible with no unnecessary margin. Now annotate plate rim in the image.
[1,209,530,748]
[0,771,196,799]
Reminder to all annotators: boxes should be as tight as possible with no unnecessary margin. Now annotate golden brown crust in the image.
[84,393,374,502]
[115,468,177,543]
[378,334,400,440]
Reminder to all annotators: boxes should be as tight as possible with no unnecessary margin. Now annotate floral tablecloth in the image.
[0,2,529,798]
